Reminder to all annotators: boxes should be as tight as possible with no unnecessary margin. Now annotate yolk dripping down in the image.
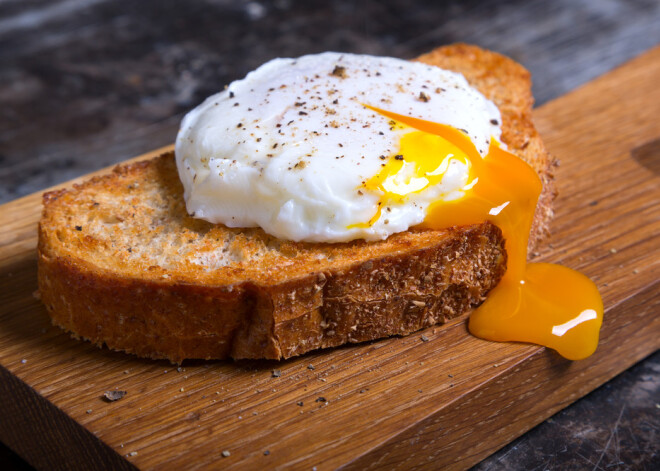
[363,105,604,360]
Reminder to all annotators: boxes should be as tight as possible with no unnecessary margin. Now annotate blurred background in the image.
[2,0,660,203]
[1,1,658,469]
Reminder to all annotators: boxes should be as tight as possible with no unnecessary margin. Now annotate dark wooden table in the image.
[1,1,658,469]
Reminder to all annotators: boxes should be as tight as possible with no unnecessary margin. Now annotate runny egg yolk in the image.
[363,105,604,360]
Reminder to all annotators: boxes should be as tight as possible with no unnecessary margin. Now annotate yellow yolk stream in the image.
[363,106,603,360]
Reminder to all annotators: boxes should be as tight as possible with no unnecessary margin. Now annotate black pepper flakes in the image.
[236,123,242,128]
[75,225,82,231]
[331,65,347,78]
[315,397,327,403]
[418,91,430,102]
[296,401,304,406]
[394,155,404,161]
[229,91,235,98]
[490,119,499,125]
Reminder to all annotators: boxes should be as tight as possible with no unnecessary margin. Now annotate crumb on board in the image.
[103,390,127,402]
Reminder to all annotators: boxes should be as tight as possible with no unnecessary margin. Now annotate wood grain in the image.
[0,47,659,470]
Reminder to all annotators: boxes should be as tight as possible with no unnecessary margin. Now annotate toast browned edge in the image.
[37,44,553,362]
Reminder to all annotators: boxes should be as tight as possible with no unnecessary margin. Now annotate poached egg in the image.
[175,52,603,360]
[176,52,501,242]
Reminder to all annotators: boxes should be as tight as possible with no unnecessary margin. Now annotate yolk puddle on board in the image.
[364,105,603,360]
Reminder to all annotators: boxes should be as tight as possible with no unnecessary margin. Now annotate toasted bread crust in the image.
[37,44,552,361]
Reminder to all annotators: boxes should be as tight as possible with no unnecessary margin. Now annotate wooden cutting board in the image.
[1,46,658,471]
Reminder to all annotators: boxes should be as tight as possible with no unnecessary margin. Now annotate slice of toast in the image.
[37,44,554,362]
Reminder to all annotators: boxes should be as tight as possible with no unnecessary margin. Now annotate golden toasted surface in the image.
[39,154,500,286]
[37,44,553,361]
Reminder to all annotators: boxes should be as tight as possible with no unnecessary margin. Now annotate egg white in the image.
[175,52,502,242]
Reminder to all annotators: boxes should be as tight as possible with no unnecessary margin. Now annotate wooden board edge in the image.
[339,281,660,470]
[532,45,660,118]
[0,364,137,471]
[0,144,174,214]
